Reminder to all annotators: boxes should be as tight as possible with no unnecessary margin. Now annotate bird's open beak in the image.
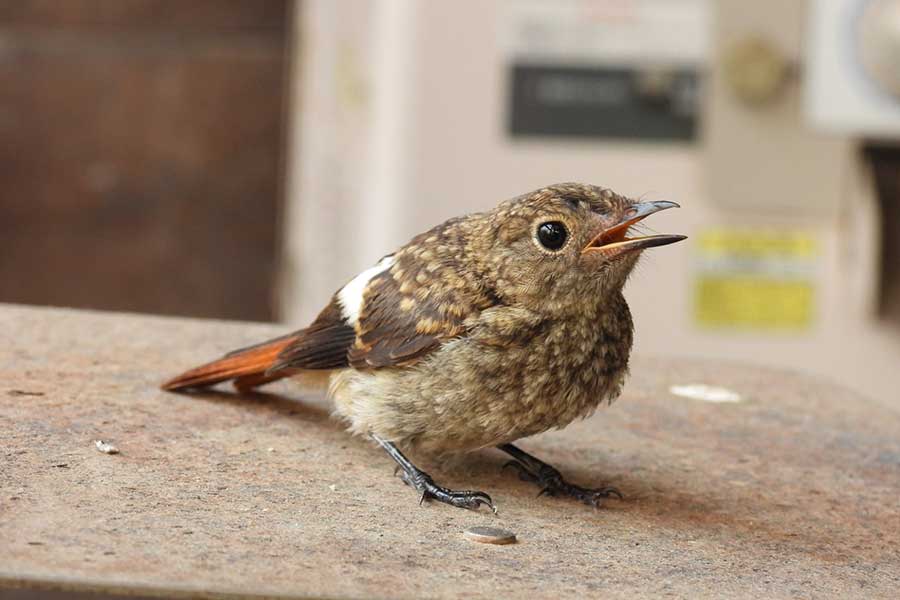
[582,200,686,257]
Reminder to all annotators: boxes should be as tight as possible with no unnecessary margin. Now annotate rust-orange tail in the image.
[161,334,299,392]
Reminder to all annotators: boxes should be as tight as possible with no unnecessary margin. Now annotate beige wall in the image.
[283,0,900,410]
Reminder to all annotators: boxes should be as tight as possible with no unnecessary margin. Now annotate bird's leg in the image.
[498,443,622,507]
[371,434,496,513]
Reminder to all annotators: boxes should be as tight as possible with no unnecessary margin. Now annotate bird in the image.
[162,182,686,512]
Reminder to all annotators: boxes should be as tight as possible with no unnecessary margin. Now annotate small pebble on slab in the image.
[670,383,742,403]
[94,440,119,455]
[463,526,517,545]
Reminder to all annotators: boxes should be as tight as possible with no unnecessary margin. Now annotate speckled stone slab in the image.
[1,304,898,598]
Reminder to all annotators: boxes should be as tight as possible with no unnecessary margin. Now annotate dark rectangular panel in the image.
[865,145,900,324]
[508,64,701,141]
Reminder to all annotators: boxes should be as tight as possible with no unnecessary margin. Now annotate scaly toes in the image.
[569,484,624,507]
[451,491,495,512]
[534,479,623,506]
[598,486,624,501]
[409,474,497,513]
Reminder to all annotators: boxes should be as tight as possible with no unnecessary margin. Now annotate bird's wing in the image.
[163,220,499,391]
[274,254,492,371]
[345,254,468,368]
[284,218,500,371]
[267,299,358,371]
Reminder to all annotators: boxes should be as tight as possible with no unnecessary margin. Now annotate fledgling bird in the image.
[162,183,685,511]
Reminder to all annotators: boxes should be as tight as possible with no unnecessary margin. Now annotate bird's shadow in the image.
[163,384,838,558]
[166,385,336,428]
[455,446,864,566]
[169,385,711,506]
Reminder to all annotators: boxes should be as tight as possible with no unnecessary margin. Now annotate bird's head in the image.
[473,182,686,315]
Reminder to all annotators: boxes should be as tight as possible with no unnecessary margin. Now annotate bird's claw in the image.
[398,466,496,512]
[542,482,623,507]
[505,459,622,507]
[376,436,496,512]
[442,490,495,513]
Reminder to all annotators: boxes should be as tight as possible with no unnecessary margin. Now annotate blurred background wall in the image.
[0,0,289,320]
[2,0,900,408]
[282,0,900,408]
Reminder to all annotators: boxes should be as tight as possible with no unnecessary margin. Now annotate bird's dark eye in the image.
[537,221,568,251]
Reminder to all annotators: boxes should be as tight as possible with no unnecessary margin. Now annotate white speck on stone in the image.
[267,447,275,452]
[94,440,120,454]
[329,484,337,492]
[669,384,742,403]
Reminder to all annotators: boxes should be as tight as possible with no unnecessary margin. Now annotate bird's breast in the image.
[467,309,633,442]
[329,302,634,453]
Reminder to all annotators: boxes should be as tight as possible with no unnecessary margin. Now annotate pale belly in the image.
[328,332,629,454]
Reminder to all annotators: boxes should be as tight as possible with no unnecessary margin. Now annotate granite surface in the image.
[1,304,898,598]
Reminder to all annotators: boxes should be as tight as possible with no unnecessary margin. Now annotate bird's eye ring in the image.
[536,221,568,251]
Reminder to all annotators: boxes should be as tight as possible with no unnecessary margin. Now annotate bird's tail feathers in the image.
[161,334,298,392]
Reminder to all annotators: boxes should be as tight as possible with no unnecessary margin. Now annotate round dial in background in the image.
[857,0,900,100]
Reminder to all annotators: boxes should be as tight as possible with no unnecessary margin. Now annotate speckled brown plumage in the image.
[162,182,685,511]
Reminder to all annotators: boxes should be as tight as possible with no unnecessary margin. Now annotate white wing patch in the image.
[337,255,396,326]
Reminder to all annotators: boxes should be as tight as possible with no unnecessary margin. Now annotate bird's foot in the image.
[396,466,496,512]
[501,449,622,507]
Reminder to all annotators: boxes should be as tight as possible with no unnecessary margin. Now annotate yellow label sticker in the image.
[694,229,818,331]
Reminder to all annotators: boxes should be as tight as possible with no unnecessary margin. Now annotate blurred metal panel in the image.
[806,0,900,136]
[706,0,851,217]
[504,0,709,141]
